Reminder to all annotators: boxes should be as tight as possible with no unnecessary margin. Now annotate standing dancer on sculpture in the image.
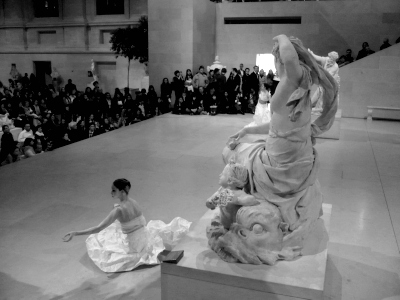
[307,50,340,112]
[212,35,338,264]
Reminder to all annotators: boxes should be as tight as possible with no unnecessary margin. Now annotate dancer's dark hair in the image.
[113,179,131,194]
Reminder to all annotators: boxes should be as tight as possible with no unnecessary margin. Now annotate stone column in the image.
[148,0,216,96]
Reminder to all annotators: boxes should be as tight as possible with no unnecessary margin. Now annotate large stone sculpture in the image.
[206,35,338,265]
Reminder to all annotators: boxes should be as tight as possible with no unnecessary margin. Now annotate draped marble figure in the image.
[206,35,338,265]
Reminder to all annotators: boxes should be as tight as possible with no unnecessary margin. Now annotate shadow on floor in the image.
[48,265,161,300]
[0,272,49,300]
[324,243,400,300]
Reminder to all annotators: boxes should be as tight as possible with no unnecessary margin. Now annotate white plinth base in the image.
[312,109,341,140]
[161,204,332,300]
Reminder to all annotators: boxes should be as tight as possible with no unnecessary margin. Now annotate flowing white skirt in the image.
[245,102,271,128]
[86,217,191,272]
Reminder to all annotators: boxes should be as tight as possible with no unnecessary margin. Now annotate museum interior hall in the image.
[0,0,400,299]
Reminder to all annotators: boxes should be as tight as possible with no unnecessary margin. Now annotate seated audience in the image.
[342,49,354,65]
[380,38,391,50]
[18,123,35,143]
[0,125,15,164]
[356,42,375,60]
[137,99,148,120]
[0,142,24,166]
[94,121,104,133]
[58,132,72,148]
[87,123,98,138]
[208,87,219,115]
[6,58,325,167]
[0,105,13,128]
[232,93,245,115]
[34,125,48,150]
[112,113,124,128]
[102,118,114,133]
[186,94,202,115]
[198,99,208,115]
[219,91,230,114]
[23,137,36,158]
[35,141,44,154]
[173,97,186,115]
[196,87,209,113]
[76,120,87,140]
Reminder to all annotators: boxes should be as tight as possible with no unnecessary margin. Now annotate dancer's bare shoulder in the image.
[118,198,143,222]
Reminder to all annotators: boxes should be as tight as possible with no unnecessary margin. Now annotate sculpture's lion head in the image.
[212,201,301,265]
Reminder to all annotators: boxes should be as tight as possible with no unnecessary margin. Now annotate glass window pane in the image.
[34,0,59,18]
[96,0,124,15]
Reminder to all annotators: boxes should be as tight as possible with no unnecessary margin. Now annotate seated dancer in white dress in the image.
[245,83,271,128]
[63,179,190,272]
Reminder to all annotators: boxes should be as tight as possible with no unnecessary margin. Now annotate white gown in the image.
[86,215,191,272]
[245,90,271,128]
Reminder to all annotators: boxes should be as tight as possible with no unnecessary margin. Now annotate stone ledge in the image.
[161,203,332,300]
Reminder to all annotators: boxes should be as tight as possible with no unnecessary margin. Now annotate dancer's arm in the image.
[63,207,121,242]
[229,122,270,141]
[273,35,302,83]
[308,49,326,66]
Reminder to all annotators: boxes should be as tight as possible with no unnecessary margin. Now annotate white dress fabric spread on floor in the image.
[245,90,271,128]
[86,215,191,272]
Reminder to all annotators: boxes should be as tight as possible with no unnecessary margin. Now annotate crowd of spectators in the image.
[166,65,278,116]
[2,34,399,166]
[337,38,399,67]
[0,75,165,166]
[0,63,278,167]
[211,0,311,2]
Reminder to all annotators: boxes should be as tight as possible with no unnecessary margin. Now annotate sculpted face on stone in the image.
[209,202,301,265]
[235,202,283,252]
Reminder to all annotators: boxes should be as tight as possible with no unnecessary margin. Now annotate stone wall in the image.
[339,43,400,118]
[215,0,400,73]
[0,0,148,92]
[148,0,216,96]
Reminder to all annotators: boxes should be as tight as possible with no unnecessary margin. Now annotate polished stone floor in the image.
[0,114,399,300]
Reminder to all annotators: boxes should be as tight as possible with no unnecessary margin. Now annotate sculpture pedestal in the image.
[312,109,341,140]
[161,204,332,300]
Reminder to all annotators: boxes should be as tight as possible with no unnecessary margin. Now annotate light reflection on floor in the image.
[0,114,399,300]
